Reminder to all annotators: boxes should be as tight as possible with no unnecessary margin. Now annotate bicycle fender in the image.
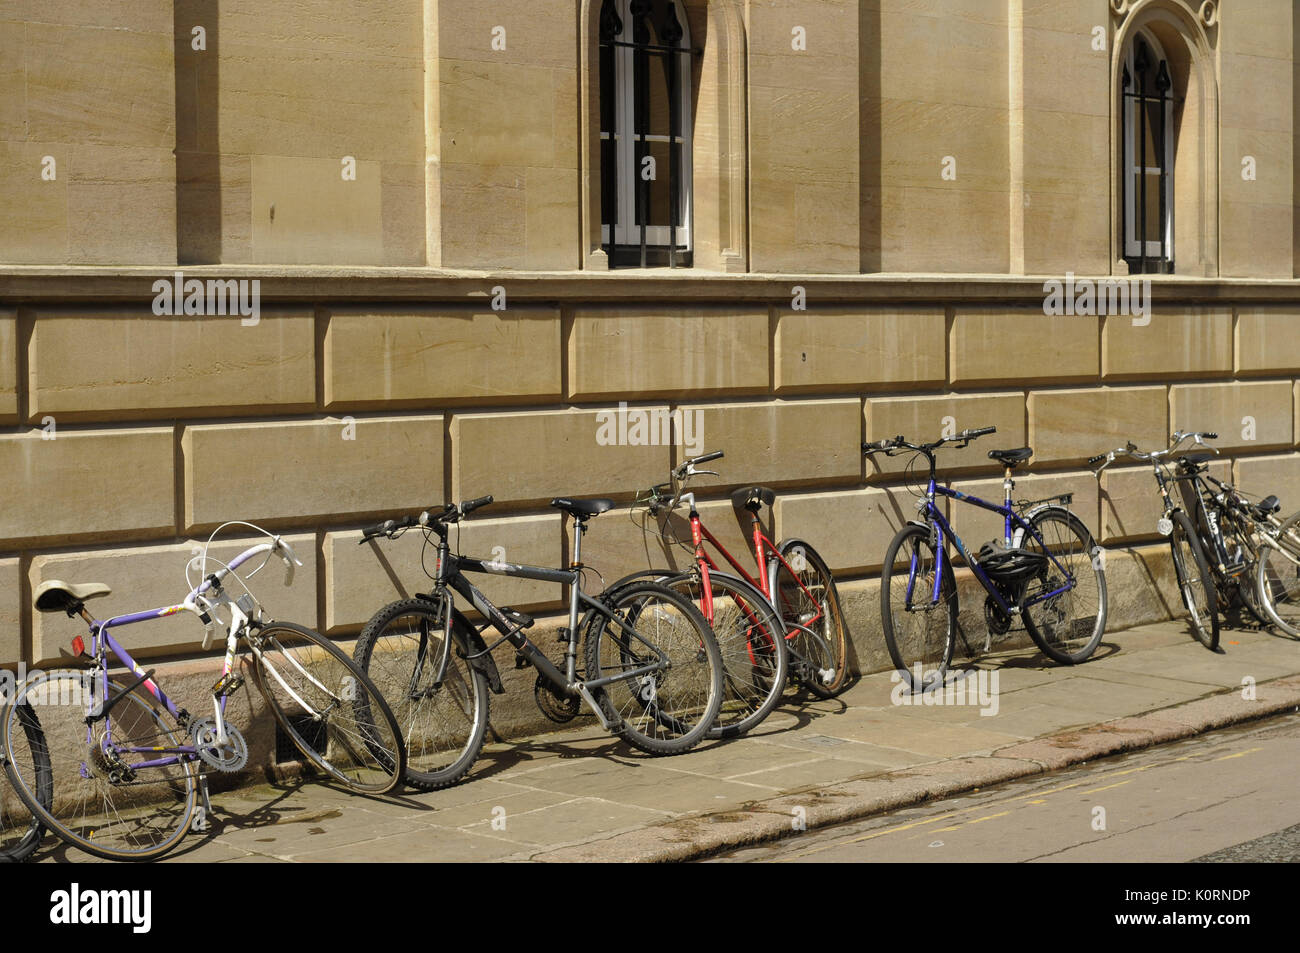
[1012,503,1077,546]
[450,606,506,695]
[769,537,817,597]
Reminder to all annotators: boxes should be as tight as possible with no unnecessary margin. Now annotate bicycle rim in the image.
[585,583,723,754]
[1257,517,1300,636]
[1020,511,1107,664]
[881,525,956,692]
[1170,513,1219,650]
[0,701,49,862]
[250,623,405,794]
[662,572,788,740]
[2,670,196,861]
[354,600,489,789]
[773,540,850,697]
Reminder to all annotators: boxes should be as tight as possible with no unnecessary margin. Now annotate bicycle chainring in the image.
[190,717,249,773]
[534,675,581,724]
[984,595,1013,636]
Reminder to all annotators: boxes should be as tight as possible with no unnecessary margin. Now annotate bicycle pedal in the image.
[556,626,572,644]
[515,655,533,670]
[211,671,245,696]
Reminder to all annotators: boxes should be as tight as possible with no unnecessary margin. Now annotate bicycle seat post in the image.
[1003,465,1015,546]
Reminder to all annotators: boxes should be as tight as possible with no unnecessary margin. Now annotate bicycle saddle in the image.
[1254,494,1281,517]
[988,447,1032,467]
[550,497,615,520]
[730,485,776,511]
[1179,452,1215,467]
[35,579,112,613]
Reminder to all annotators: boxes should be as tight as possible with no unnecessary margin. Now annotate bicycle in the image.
[0,523,405,861]
[1089,431,1221,650]
[620,451,848,741]
[1167,435,1300,637]
[1165,437,1273,626]
[353,495,724,791]
[868,428,1108,691]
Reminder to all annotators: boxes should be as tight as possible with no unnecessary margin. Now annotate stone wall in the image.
[2,274,1297,674]
[2,1,1295,276]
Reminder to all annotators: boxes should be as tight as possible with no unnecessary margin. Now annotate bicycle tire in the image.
[1257,509,1300,636]
[881,523,957,692]
[248,622,406,795]
[657,570,788,740]
[1,670,197,861]
[1019,508,1108,664]
[0,701,49,862]
[1169,510,1220,650]
[584,582,723,755]
[772,539,851,698]
[353,598,490,791]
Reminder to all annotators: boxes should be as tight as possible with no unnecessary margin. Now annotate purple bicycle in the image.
[866,428,1108,691]
[0,523,405,861]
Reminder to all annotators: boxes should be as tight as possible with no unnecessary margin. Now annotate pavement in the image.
[711,710,1300,862]
[37,618,1300,863]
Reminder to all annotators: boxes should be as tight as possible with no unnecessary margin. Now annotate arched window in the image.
[1121,29,1175,273]
[599,0,693,268]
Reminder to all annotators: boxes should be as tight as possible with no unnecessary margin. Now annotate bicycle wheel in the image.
[659,571,788,740]
[881,524,956,692]
[1,669,197,861]
[1257,510,1300,636]
[248,622,405,795]
[353,598,490,791]
[584,582,723,755]
[1019,509,1107,664]
[1169,510,1220,650]
[772,539,851,698]
[0,701,49,862]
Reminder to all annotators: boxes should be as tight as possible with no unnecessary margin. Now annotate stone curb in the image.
[528,674,1300,863]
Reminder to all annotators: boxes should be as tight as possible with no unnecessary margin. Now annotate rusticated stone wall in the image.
[2,274,1298,677]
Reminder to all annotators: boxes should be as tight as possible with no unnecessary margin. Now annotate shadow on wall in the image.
[859,1,881,272]
[174,1,221,264]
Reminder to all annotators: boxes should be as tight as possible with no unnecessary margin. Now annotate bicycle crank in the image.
[190,717,250,772]
[984,595,1012,636]
[534,674,581,724]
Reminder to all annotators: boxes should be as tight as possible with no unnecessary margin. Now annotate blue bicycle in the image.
[865,427,1108,691]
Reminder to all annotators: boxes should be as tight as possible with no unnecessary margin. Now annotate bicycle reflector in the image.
[71,635,86,657]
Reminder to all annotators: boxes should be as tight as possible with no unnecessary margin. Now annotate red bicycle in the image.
[617,452,851,739]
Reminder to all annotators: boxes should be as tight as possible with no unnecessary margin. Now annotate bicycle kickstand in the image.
[193,776,215,834]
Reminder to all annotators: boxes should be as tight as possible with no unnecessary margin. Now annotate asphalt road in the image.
[710,711,1300,862]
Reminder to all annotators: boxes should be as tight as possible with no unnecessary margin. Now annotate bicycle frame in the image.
[917,477,1077,617]
[687,502,825,648]
[423,521,678,728]
[71,542,277,771]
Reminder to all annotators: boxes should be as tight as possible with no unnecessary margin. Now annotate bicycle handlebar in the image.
[863,427,997,456]
[1092,430,1222,475]
[359,496,495,544]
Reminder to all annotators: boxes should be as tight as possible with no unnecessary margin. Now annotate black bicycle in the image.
[1168,439,1275,626]
[1090,431,1221,650]
[352,495,724,790]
